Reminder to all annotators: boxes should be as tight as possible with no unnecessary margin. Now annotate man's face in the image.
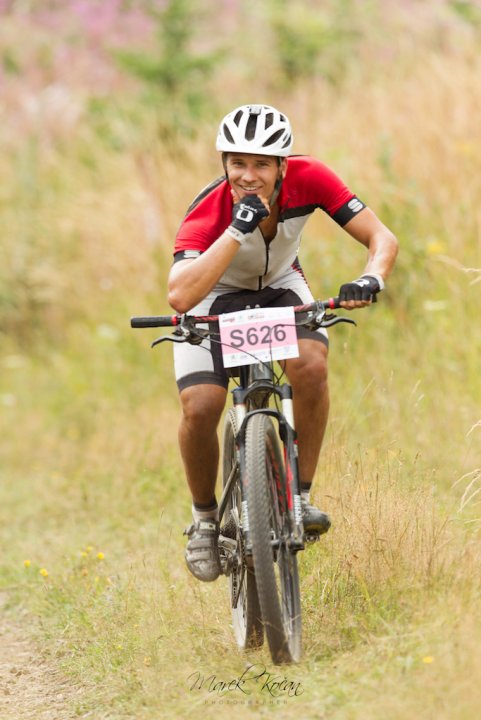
[225,153,287,203]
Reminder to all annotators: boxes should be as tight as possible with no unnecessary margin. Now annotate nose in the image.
[241,164,257,182]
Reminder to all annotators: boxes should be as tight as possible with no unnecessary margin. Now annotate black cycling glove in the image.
[227,196,269,244]
[339,274,384,303]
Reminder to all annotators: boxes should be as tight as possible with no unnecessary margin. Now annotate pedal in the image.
[303,529,321,544]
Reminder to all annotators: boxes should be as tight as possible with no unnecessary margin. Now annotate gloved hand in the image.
[226,195,269,243]
[339,274,384,304]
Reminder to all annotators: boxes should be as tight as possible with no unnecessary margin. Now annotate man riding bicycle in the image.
[168,104,398,582]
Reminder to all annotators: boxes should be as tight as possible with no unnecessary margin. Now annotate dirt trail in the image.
[0,595,78,720]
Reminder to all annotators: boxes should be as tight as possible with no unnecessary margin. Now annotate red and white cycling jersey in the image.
[174,155,366,292]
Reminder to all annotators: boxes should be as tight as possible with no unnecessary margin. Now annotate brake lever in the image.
[151,325,211,349]
[321,313,356,328]
[151,335,187,348]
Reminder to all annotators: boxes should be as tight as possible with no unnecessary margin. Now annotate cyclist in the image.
[168,104,398,582]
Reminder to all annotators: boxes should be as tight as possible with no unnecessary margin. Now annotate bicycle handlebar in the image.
[130,315,181,328]
[130,297,341,329]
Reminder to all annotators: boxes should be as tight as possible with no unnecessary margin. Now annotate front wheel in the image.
[222,409,263,649]
[245,413,302,664]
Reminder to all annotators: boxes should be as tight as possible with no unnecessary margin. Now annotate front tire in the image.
[222,409,263,649]
[245,413,302,664]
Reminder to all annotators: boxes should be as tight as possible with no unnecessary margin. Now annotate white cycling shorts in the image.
[173,269,328,391]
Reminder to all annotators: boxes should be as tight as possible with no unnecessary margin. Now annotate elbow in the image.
[378,228,399,262]
[168,289,188,315]
[390,231,400,262]
[168,282,192,315]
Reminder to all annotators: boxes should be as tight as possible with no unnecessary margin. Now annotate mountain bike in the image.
[131,297,354,664]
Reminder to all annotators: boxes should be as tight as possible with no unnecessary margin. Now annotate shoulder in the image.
[283,155,360,220]
[175,176,232,253]
[285,155,345,184]
[184,175,229,217]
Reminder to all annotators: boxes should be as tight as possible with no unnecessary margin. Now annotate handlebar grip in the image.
[130,316,179,328]
[323,296,341,310]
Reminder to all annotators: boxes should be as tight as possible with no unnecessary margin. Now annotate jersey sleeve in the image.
[289,157,366,226]
[174,177,232,259]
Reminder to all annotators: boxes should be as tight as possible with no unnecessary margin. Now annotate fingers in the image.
[339,299,372,310]
[230,189,270,217]
[230,187,241,204]
[258,194,270,214]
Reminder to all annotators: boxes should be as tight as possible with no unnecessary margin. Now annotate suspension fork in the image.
[278,384,304,547]
[232,379,304,550]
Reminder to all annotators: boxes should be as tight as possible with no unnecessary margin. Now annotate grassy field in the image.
[1,2,481,718]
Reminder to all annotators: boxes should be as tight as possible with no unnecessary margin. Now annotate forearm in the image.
[168,231,241,313]
[362,228,399,281]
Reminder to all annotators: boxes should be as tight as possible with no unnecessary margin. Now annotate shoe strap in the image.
[197,520,217,532]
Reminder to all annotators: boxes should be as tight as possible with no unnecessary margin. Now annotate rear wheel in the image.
[245,413,302,663]
[222,409,263,649]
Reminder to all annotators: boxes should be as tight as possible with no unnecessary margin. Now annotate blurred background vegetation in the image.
[1,1,480,718]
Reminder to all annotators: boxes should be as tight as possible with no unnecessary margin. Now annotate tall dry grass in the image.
[1,2,481,718]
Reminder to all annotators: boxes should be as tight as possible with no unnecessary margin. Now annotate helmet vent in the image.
[223,124,235,143]
[233,110,243,126]
[246,114,258,140]
[265,112,274,129]
[263,129,284,147]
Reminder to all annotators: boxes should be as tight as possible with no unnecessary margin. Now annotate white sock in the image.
[192,503,219,523]
[301,489,310,504]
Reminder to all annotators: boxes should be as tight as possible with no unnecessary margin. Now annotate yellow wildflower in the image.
[97,552,105,561]
[39,568,49,578]
[23,560,31,568]
[426,240,446,256]
[422,656,434,664]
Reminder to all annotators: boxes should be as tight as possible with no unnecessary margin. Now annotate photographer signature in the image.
[187,663,304,697]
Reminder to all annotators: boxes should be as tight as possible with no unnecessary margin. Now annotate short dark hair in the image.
[222,152,282,167]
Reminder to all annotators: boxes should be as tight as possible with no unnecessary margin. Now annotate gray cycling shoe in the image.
[302,500,331,538]
[184,519,221,582]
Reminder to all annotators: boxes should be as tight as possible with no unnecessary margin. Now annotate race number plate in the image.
[219,306,299,368]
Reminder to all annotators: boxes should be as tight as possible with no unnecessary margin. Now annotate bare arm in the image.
[168,231,242,313]
[340,207,398,308]
[343,207,398,279]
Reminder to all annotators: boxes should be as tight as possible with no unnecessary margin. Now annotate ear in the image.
[280,158,288,179]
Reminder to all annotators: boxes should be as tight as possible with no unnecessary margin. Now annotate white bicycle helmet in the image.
[216,104,293,156]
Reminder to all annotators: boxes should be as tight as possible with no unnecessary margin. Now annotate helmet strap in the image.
[268,179,281,207]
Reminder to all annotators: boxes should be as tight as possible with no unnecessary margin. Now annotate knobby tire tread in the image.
[245,413,301,664]
[223,409,263,649]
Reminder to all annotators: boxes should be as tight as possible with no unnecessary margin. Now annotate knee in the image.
[180,386,226,427]
[288,347,328,389]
